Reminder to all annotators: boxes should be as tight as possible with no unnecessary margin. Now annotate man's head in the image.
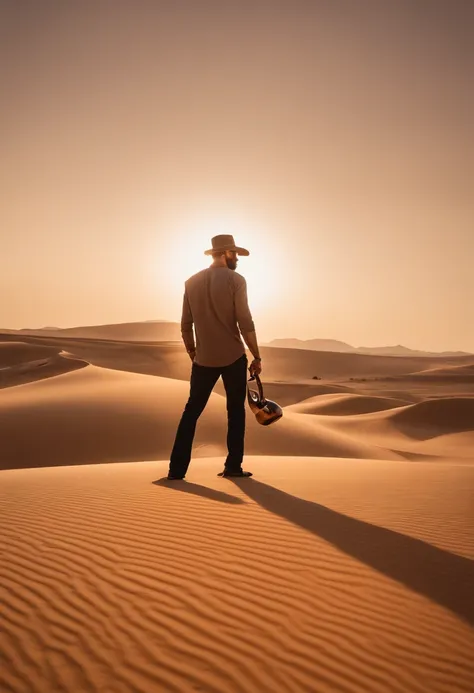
[204,234,249,269]
[211,249,238,270]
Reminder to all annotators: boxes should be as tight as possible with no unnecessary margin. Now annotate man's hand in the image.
[249,358,262,377]
[187,349,196,362]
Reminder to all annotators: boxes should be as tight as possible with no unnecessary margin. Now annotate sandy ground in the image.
[1,331,473,692]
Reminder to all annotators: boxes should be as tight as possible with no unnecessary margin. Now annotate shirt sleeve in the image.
[234,275,255,333]
[181,289,195,351]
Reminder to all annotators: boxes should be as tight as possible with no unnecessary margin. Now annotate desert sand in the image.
[1,329,473,692]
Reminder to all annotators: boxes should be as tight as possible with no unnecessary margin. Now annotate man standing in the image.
[167,234,262,480]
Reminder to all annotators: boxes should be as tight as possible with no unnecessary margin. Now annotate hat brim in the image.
[204,246,250,256]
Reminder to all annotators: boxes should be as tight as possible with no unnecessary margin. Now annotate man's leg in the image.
[168,363,220,478]
[221,354,248,472]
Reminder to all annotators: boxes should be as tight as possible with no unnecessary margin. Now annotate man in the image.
[167,234,262,480]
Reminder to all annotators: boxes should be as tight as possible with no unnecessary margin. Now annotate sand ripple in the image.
[1,458,473,693]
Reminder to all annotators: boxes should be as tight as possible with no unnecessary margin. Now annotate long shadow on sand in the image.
[152,478,246,505]
[222,479,474,627]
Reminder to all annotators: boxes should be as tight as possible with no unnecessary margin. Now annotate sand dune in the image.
[215,380,356,407]
[1,457,473,693]
[411,363,474,381]
[0,320,182,341]
[257,345,474,380]
[0,352,87,390]
[0,363,402,471]
[0,341,87,389]
[0,341,61,368]
[286,392,409,416]
[0,333,196,382]
[333,397,474,438]
[1,335,473,472]
[416,363,474,375]
[2,332,473,382]
[1,332,474,692]
[388,397,474,435]
[325,398,474,461]
[287,393,474,440]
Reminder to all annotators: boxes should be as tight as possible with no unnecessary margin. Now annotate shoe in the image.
[217,470,253,478]
[167,474,185,480]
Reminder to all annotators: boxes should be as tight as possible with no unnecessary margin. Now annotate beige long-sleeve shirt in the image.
[181,266,255,367]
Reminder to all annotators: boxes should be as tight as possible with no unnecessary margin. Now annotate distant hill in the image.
[265,338,471,358]
[0,321,182,342]
[266,338,355,353]
[1,323,470,356]
[356,344,471,357]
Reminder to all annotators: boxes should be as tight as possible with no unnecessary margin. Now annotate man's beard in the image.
[225,257,237,270]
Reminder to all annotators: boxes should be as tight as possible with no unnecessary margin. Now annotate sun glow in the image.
[159,216,284,315]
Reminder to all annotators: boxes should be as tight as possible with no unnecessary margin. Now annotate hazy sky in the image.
[2,0,473,350]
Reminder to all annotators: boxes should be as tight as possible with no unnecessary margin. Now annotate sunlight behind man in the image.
[160,220,284,314]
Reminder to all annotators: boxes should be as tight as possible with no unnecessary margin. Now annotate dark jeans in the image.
[169,354,248,477]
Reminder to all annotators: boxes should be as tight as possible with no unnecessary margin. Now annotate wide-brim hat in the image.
[204,234,250,256]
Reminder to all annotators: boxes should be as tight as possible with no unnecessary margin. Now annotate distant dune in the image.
[0,341,60,367]
[410,363,474,381]
[266,337,355,352]
[0,321,182,342]
[3,323,471,357]
[1,332,473,384]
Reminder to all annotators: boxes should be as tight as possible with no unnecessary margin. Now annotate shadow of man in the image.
[228,478,474,627]
[153,478,246,505]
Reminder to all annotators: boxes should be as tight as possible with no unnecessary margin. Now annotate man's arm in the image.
[241,329,260,360]
[234,276,262,372]
[181,289,196,359]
